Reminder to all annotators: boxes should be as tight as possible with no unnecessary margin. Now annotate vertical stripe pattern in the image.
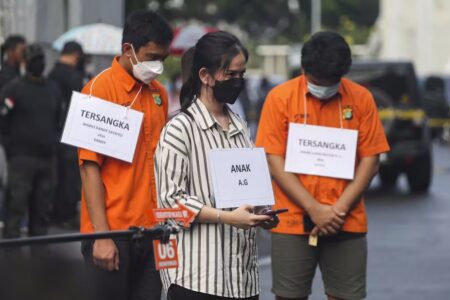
[154,99,259,298]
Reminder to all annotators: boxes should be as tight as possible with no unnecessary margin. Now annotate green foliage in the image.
[159,55,181,83]
[125,0,379,45]
[322,0,378,44]
[322,0,378,28]
[125,0,379,79]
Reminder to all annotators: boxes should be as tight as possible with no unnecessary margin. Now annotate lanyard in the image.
[88,67,143,118]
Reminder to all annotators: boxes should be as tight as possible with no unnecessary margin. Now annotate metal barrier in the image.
[0,224,177,248]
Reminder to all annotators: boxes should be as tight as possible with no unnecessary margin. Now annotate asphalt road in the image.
[1,143,449,300]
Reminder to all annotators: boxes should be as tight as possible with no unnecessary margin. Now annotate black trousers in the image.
[3,155,54,238]
[168,284,259,300]
[53,145,80,222]
[82,237,162,300]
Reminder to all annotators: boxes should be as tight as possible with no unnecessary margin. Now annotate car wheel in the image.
[379,165,399,187]
[406,154,432,194]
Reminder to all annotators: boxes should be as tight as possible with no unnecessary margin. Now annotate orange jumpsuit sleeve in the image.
[255,89,289,156]
[357,91,390,158]
[77,79,108,166]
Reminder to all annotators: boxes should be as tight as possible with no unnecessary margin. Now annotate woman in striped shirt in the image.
[154,31,277,300]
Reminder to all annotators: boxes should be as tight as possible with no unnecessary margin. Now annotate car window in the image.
[347,64,418,107]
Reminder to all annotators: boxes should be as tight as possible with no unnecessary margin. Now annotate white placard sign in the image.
[285,123,358,180]
[208,148,275,208]
[61,91,143,163]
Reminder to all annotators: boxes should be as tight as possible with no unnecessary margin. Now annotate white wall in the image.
[376,0,450,76]
[0,0,37,43]
[0,0,124,44]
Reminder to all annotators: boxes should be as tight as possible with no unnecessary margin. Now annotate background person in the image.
[0,35,26,226]
[0,43,61,239]
[48,41,84,227]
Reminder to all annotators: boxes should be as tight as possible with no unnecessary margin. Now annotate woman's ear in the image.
[199,68,213,86]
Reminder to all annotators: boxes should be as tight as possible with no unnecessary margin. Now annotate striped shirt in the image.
[154,99,260,298]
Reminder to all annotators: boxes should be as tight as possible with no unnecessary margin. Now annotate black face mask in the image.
[212,77,245,105]
[26,57,45,77]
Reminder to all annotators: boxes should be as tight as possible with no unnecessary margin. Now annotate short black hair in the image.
[2,35,26,51]
[122,10,173,51]
[301,31,352,83]
[61,41,83,55]
[24,43,44,62]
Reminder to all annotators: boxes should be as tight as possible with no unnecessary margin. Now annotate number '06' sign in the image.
[153,238,179,270]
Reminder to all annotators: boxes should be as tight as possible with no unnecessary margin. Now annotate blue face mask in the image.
[307,81,340,100]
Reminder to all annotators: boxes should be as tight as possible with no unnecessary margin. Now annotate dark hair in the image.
[2,35,26,52]
[61,41,83,55]
[179,31,248,115]
[301,31,352,83]
[1,34,26,65]
[122,10,173,51]
[24,43,44,62]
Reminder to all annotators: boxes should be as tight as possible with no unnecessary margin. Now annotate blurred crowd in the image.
[0,35,88,238]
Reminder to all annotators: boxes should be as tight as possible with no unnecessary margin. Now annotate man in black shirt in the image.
[0,35,26,226]
[0,44,61,238]
[48,41,84,227]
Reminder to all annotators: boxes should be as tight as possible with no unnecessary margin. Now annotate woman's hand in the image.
[223,204,272,230]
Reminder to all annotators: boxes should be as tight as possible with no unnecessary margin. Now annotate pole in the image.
[311,0,322,34]
[0,224,176,248]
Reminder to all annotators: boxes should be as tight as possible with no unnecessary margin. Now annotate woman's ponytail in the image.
[179,75,199,117]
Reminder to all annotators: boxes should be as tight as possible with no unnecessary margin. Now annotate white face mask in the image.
[307,80,340,100]
[128,44,164,84]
